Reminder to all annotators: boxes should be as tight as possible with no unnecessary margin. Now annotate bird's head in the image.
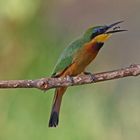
[83,21,127,43]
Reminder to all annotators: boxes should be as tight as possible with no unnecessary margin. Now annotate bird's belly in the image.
[66,52,97,76]
[63,43,99,76]
[76,53,96,71]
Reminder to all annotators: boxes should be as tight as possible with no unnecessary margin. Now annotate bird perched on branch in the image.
[49,21,126,127]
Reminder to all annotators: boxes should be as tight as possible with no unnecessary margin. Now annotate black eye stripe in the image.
[90,26,108,40]
[90,28,102,39]
[90,32,99,39]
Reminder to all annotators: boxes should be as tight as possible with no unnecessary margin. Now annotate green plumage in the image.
[52,38,86,76]
[52,26,103,76]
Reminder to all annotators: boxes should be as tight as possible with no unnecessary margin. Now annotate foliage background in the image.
[0,0,140,140]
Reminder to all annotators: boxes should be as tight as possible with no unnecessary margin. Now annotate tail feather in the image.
[49,111,59,127]
[49,87,66,127]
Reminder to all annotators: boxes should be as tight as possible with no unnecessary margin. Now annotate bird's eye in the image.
[90,26,108,40]
[94,28,100,33]
[94,27,105,34]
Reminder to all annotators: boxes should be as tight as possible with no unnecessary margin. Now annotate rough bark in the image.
[0,64,139,91]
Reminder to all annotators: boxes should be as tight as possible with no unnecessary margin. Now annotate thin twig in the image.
[0,64,139,91]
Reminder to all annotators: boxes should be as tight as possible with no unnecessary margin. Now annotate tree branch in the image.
[0,64,140,91]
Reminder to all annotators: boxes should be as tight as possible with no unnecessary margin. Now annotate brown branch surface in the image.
[0,64,140,91]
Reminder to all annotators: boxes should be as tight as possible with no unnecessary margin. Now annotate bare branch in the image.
[0,64,140,91]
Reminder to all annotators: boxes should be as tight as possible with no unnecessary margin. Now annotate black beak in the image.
[106,21,127,34]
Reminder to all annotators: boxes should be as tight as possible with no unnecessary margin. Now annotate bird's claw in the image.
[84,72,96,82]
[66,75,74,83]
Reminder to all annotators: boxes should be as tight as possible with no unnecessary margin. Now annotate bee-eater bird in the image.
[49,21,126,127]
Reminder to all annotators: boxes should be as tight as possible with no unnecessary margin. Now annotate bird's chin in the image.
[92,34,111,43]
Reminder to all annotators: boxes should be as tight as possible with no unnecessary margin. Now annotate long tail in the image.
[49,87,67,127]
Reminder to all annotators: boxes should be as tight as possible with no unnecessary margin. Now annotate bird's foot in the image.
[83,72,96,82]
[66,75,74,83]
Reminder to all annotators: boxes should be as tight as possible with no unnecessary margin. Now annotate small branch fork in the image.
[0,64,140,91]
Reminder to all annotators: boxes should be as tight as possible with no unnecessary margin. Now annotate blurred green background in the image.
[0,0,140,140]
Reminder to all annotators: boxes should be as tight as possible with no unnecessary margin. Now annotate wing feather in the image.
[52,38,86,76]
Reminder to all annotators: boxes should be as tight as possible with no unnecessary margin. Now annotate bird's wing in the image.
[52,38,85,76]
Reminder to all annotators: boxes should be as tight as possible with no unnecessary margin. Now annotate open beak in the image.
[105,21,127,34]
[93,21,127,43]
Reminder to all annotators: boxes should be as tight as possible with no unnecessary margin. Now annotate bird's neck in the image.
[93,42,104,51]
